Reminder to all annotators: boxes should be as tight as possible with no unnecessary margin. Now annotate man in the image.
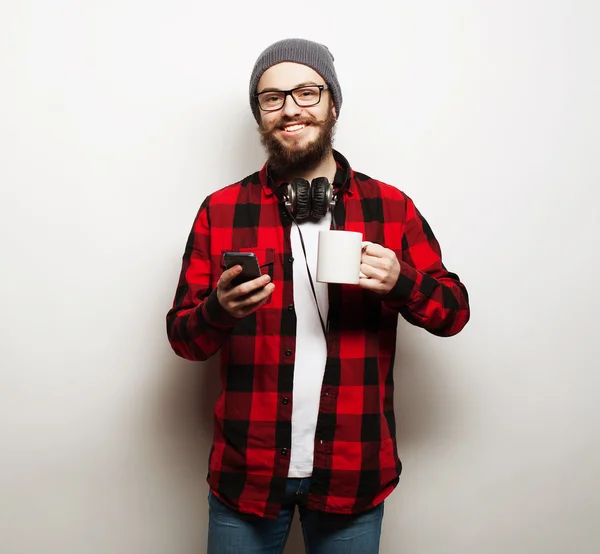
[166,38,470,554]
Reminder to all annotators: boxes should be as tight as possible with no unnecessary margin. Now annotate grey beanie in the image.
[249,38,342,123]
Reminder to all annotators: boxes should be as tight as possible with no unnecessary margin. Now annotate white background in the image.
[1,1,599,553]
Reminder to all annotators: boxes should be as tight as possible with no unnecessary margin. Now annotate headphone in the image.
[268,150,351,223]
[280,177,337,221]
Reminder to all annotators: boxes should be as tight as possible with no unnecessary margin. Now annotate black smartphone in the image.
[223,252,262,287]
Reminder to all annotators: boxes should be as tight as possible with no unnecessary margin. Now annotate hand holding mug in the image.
[358,242,401,294]
[316,231,400,291]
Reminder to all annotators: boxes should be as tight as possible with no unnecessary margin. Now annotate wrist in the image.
[203,289,239,328]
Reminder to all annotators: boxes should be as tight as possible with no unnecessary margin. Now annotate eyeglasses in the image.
[255,84,329,112]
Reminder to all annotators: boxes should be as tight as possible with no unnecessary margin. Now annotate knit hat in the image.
[249,38,342,123]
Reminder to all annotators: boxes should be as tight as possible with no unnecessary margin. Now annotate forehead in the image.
[257,62,325,92]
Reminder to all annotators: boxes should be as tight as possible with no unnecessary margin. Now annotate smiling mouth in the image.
[281,122,310,135]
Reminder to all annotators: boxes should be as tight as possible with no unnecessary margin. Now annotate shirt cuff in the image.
[385,260,420,303]
[202,289,239,330]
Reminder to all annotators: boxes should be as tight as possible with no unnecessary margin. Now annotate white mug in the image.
[316,230,371,284]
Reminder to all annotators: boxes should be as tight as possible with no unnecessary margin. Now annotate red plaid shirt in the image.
[166,151,470,519]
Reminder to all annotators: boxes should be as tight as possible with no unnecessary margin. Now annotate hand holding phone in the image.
[218,252,275,319]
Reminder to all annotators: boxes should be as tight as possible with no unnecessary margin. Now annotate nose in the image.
[281,93,302,118]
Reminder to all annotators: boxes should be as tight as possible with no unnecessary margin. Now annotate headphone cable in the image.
[283,202,328,339]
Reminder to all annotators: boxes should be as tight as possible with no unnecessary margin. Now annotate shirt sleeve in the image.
[383,195,470,337]
[166,197,238,360]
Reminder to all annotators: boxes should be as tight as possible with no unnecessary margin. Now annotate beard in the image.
[259,107,337,178]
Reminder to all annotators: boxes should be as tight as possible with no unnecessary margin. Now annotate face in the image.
[256,62,337,176]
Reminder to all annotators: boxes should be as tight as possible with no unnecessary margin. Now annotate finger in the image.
[359,262,386,281]
[219,265,243,288]
[230,273,271,298]
[362,242,386,256]
[357,276,386,292]
[361,254,394,271]
[233,283,275,311]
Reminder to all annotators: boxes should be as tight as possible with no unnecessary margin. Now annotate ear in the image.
[332,104,338,120]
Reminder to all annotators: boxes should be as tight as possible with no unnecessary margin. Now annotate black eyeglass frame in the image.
[255,84,329,112]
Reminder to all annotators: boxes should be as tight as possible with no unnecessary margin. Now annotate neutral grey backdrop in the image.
[1,1,599,553]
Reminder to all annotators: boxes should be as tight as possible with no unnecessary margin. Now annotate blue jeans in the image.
[207,478,384,554]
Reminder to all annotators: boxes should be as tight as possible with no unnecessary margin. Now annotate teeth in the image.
[284,124,305,132]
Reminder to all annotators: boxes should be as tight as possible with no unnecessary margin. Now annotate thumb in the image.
[220,265,242,288]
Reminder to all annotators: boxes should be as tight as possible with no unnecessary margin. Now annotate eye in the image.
[299,89,317,98]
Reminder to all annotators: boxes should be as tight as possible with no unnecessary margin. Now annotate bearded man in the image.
[166,38,470,554]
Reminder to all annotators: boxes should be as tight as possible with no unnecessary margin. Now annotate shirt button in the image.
[282,397,289,404]
[288,304,294,311]
[281,448,288,455]
[288,256,294,263]
[285,349,292,356]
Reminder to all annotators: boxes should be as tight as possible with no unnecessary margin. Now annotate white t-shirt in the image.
[287,213,330,478]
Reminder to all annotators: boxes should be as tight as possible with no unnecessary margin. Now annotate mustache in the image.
[259,114,322,135]
[278,115,316,126]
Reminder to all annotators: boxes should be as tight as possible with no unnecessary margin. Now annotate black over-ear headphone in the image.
[280,177,337,221]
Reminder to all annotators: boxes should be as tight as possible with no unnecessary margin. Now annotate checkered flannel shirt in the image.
[166,150,470,519]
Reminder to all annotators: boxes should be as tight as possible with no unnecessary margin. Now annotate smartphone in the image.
[223,252,263,287]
